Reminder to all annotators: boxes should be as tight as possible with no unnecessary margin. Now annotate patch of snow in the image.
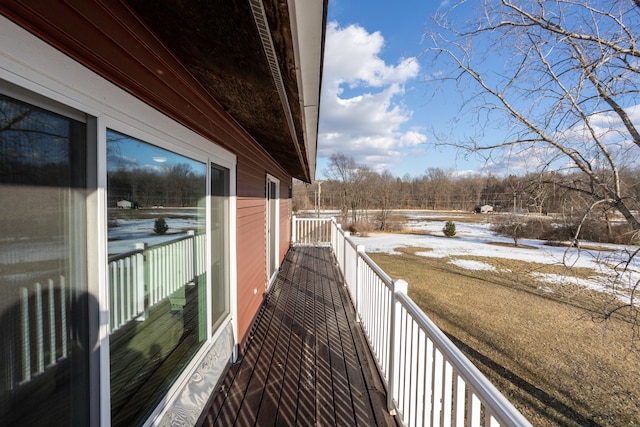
[530,272,633,303]
[448,259,496,271]
[348,212,640,305]
[108,210,202,255]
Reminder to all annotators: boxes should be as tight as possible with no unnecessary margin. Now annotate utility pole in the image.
[315,180,324,218]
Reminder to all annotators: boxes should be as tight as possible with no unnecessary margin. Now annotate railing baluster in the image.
[35,283,44,375]
[161,246,167,298]
[149,250,157,306]
[454,373,465,426]
[125,257,133,324]
[136,252,146,320]
[487,411,500,427]
[118,259,125,328]
[20,287,31,383]
[109,262,116,332]
[442,359,453,426]
[60,276,67,358]
[469,390,481,426]
[408,317,417,426]
[400,310,409,419]
[355,244,364,322]
[433,347,444,425]
[48,279,56,366]
[425,337,435,425]
[416,329,426,427]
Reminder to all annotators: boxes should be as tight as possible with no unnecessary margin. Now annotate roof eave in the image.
[288,0,327,182]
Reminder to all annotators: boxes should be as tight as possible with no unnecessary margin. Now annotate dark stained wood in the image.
[200,247,398,427]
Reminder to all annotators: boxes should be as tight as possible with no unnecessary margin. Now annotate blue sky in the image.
[107,131,205,175]
[317,0,473,179]
[316,1,640,181]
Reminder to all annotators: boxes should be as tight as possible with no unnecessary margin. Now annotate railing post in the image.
[355,244,365,322]
[336,223,342,266]
[388,279,408,415]
[332,218,338,252]
[187,230,196,284]
[292,215,297,244]
[135,242,148,321]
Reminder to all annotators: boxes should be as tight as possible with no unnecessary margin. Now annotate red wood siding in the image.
[0,3,296,351]
[236,163,292,350]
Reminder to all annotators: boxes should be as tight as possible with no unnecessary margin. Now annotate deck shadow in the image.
[200,246,397,426]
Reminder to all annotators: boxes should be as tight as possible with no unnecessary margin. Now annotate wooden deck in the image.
[200,246,397,426]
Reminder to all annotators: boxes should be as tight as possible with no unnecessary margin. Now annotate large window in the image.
[0,94,90,426]
[1,34,236,424]
[106,130,210,426]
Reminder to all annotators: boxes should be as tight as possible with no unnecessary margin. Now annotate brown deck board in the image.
[200,247,397,427]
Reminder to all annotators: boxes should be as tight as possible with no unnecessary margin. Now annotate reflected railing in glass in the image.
[0,92,90,426]
[107,130,207,426]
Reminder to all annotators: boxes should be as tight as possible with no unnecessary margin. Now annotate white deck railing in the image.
[291,217,332,246]
[292,216,531,427]
[9,233,206,390]
[7,276,71,391]
[9,231,206,391]
[107,231,206,333]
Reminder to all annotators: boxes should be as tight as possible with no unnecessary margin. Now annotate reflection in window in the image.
[107,130,206,425]
[0,94,89,426]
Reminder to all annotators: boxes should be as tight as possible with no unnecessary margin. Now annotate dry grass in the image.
[545,240,618,252]
[488,241,539,249]
[370,248,640,426]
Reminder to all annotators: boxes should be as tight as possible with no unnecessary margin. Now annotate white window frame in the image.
[0,16,238,426]
[266,174,280,286]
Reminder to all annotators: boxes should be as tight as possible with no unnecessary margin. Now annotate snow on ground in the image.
[348,212,640,304]
[448,259,497,271]
[530,272,628,300]
[108,215,202,255]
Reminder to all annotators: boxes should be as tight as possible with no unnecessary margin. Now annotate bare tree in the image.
[373,171,396,230]
[324,153,368,225]
[426,0,640,231]
[424,0,640,333]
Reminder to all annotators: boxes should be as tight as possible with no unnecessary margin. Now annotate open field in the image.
[349,210,640,426]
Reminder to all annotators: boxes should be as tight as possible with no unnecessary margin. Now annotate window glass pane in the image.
[0,94,89,426]
[107,130,206,426]
[210,165,229,331]
[267,180,278,278]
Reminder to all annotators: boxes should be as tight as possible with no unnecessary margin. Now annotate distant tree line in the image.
[294,154,640,235]
[107,163,205,208]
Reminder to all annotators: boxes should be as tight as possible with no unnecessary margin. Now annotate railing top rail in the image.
[395,291,533,427]
[345,236,358,250]
[108,231,203,262]
[108,248,144,263]
[358,251,394,287]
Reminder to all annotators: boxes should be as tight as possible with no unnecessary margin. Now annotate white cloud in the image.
[400,130,428,148]
[318,22,426,174]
